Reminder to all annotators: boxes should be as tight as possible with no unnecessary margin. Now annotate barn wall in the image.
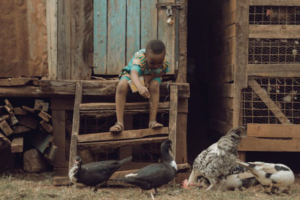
[0,0,48,78]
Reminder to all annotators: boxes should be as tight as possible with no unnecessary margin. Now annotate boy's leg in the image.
[148,78,163,128]
[110,79,129,132]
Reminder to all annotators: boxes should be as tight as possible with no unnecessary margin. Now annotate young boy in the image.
[109,40,170,132]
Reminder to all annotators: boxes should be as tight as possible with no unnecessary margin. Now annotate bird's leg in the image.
[150,192,156,200]
[268,183,273,194]
[93,182,106,192]
[154,188,158,194]
[205,178,217,192]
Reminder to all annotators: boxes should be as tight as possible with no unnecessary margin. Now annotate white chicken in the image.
[183,126,245,191]
[236,160,295,194]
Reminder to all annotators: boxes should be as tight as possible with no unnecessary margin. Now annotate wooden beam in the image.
[0,120,13,136]
[80,109,169,118]
[247,124,300,138]
[249,0,300,6]
[69,81,83,170]
[40,120,53,133]
[46,0,58,80]
[80,102,170,110]
[169,85,178,160]
[249,25,300,39]
[11,137,23,153]
[233,0,249,128]
[247,65,300,77]
[14,107,27,115]
[0,78,37,86]
[176,99,188,164]
[249,79,290,124]
[78,127,169,143]
[12,126,31,134]
[78,137,168,149]
[52,110,66,162]
[239,137,300,152]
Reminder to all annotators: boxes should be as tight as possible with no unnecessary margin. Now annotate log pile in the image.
[0,99,57,167]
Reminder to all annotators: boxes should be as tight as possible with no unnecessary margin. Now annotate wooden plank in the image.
[78,127,169,143]
[0,120,13,136]
[34,100,49,111]
[29,131,52,153]
[47,0,58,80]
[233,0,248,128]
[14,107,27,115]
[247,124,300,138]
[0,78,36,86]
[52,110,66,162]
[93,0,107,74]
[22,106,35,113]
[69,81,83,170]
[126,0,140,63]
[211,109,233,126]
[0,132,11,145]
[81,109,169,118]
[249,25,300,39]
[40,120,53,133]
[176,99,188,163]
[239,137,300,152]
[120,114,133,160]
[220,25,236,42]
[158,0,175,74]
[12,126,31,134]
[78,136,168,148]
[18,115,38,129]
[249,0,300,6]
[176,0,188,83]
[249,79,290,124]
[57,0,71,79]
[209,118,232,135]
[80,102,170,110]
[38,111,51,122]
[247,65,300,77]
[169,85,178,160]
[107,0,126,74]
[0,115,10,123]
[141,0,157,48]
[212,52,235,68]
[11,137,23,153]
[44,143,58,163]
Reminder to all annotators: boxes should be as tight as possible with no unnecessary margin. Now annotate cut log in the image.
[12,126,32,134]
[9,112,18,125]
[11,137,23,153]
[38,111,52,122]
[23,149,48,172]
[22,106,35,113]
[0,115,10,123]
[78,127,169,143]
[18,115,38,129]
[14,107,27,115]
[4,99,14,111]
[44,143,58,164]
[40,120,53,133]
[29,131,52,153]
[0,132,11,145]
[0,120,13,136]
[34,99,45,110]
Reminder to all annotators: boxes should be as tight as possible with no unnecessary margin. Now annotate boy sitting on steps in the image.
[109,40,170,132]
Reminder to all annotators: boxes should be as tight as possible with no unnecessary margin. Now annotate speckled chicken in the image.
[183,126,245,191]
[236,160,295,194]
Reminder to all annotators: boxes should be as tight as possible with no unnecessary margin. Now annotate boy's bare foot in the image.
[109,122,124,133]
[149,121,163,129]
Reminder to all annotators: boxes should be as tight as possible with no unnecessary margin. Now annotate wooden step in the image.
[79,102,170,110]
[80,109,169,118]
[78,136,168,148]
[78,127,169,143]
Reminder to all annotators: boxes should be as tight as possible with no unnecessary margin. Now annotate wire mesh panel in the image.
[248,39,300,64]
[242,77,300,127]
[249,6,300,25]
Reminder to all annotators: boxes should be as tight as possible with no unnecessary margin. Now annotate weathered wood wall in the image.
[0,0,48,78]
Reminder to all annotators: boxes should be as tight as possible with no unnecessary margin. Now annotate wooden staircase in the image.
[68,81,183,175]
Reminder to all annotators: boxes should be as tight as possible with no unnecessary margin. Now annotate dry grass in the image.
[1,172,300,200]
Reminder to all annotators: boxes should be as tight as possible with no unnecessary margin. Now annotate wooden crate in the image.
[209,0,300,153]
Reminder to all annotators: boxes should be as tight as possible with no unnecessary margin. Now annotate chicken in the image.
[266,8,291,24]
[183,126,245,191]
[283,90,297,103]
[183,164,258,191]
[236,160,295,194]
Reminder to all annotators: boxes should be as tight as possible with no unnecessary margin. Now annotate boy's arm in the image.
[143,72,166,83]
[131,70,150,98]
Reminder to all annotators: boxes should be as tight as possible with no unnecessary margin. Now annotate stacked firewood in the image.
[0,99,57,165]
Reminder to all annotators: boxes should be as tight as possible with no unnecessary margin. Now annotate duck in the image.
[236,160,295,194]
[69,155,132,191]
[116,140,177,198]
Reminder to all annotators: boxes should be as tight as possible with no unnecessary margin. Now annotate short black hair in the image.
[146,40,166,54]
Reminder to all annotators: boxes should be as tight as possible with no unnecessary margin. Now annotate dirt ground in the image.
[0,172,300,200]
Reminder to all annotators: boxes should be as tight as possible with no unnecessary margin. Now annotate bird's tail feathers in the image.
[236,159,250,168]
[119,156,133,165]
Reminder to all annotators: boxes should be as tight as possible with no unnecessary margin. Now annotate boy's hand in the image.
[138,86,150,98]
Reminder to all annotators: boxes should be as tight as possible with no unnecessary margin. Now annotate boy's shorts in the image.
[119,76,162,84]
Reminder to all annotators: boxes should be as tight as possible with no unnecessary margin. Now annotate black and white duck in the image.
[116,140,177,198]
[69,155,132,191]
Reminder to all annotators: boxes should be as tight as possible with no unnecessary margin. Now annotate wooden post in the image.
[169,85,178,160]
[52,110,66,162]
[69,81,83,170]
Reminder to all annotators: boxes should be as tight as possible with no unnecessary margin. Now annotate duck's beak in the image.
[169,145,173,153]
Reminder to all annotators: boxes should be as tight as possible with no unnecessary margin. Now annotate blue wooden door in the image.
[94,0,176,75]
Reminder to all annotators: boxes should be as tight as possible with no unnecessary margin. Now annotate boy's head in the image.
[145,40,166,70]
